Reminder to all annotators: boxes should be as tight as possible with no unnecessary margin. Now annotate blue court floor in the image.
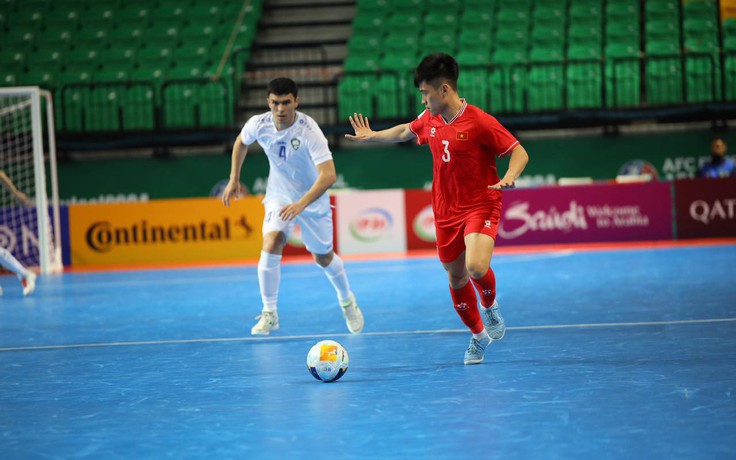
[1,243,735,459]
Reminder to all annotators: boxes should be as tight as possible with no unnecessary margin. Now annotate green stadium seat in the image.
[606,22,640,48]
[424,12,459,29]
[605,44,640,108]
[684,36,719,54]
[94,68,130,83]
[494,28,529,52]
[458,29,492,51]
[567,45,602,60]
[458,68,490,109]
[685,57,720,103]
[456,49,491,66]
[19,68,57,89]
[353,12,386,34]
[531,26,565,49]
[568,24,602,45]
[420,32,457,54]
[723,19,736,37]
[65,48,100,69]
[606,2,639,21]
[645,19,681,42]
[375,71,411,119]
[27,49,64,69]
[75,27,109,47]
[725,36,736,51]
[489,51,526,113]
[682,0,717,20]
[428,0,460,11]
[527,66,563,111]
[646,40,680,56]
[343,53,380,73]
[383,32,419,55]
[384,12,421,32]
[645,0,679,20]
[338,75,376,120]
[567,63,603,109]
[569,4,602,26]
[532,3,566,26]
[85,86,124,132]
[137,47,173,66]
[496,9,530,27]
[459,9,493,32]
[646,57,683,105]
[725,56,736,101]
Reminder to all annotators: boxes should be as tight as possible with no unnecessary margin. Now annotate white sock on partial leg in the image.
[0,247,30,277]
[319,254,352,304]
[258,251,282,312]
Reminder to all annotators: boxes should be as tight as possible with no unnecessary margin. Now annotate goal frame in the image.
[0,86,62,274]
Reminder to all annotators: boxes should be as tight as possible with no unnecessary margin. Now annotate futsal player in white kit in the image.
[221,78,363,335]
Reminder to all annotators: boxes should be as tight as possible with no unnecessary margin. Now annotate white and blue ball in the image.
[307,340,349,383]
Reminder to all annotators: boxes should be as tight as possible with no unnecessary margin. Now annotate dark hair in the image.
[267,78,298,97]
[413,53,459,90]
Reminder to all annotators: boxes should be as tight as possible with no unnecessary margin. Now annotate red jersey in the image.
[408,100,519,226]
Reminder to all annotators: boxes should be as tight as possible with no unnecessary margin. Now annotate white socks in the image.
[258,251,282,312]
[0,247,30,278]
[473,329,491,341]
[319,254,352,303]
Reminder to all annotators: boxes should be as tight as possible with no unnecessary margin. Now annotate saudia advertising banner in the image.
[68,197,264,266]
[496,182,673,245]
[674,178,736,239]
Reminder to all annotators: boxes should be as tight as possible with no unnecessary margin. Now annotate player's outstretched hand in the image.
[345,113,374,142]
[221,179,245,207]
[488,179,516,190]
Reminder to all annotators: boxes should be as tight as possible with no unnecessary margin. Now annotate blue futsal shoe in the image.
[464,335,492,365]
[481,300,505,340]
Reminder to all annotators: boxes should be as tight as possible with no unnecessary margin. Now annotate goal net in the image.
[0,87,62,274]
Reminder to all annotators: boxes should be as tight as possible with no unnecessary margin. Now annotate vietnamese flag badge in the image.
[456,131,468,141]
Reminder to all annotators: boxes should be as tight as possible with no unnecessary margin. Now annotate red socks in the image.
[450,282,484,334]
[470,269,496,308]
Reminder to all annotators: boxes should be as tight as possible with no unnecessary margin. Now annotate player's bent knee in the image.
[312,251,334,267]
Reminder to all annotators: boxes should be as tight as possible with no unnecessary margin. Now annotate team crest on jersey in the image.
[290,138,301,150]
[430,127,436,137]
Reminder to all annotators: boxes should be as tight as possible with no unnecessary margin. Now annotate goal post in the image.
[0,86,62,274]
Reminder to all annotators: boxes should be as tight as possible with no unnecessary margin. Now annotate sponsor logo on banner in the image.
[689,198,736,225]
[618,160,660,180]
[412,204,436,242]
[674,178,736,238]
[496,182,672,245]
[84,217,252,253]
[349,207,393,242]
[69,197,264,266]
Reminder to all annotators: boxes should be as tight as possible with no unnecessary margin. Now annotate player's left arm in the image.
[279,160,337,221]
[489,144,529,190]
[0,170,33,206]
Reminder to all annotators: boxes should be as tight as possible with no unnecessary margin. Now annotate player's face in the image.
[711,139,727,157]
[418,81,449,116]
[268,93,299,129]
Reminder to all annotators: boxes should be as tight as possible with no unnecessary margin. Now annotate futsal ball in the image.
[307,340,349,383]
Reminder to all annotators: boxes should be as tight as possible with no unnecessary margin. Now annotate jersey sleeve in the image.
[305,121,333,166]
[484,113,519,158]
[239,116,259,145]
[409,110,430,145]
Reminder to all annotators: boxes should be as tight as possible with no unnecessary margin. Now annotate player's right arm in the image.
[222,134,248,207]
[345,113,416,144]
[0,170,33,206]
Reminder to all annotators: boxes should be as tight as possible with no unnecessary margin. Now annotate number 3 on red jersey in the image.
[441,140,451,162]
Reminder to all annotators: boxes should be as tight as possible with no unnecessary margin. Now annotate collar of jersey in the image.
[441,99,467,125]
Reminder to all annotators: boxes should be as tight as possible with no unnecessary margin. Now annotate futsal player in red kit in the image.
[346,53,529,364]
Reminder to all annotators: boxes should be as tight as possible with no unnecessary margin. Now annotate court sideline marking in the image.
[1,317,734,353]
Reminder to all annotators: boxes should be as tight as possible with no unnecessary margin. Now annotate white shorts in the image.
[262,203,334,255]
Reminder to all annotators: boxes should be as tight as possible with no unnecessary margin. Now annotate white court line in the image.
[1,317,734,353]
[43,252,573,291]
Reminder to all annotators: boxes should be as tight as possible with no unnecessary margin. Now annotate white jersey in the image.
[240,111,332,215]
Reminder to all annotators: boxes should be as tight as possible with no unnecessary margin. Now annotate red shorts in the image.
[435,203,502,264]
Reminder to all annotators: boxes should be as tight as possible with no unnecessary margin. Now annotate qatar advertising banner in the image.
[335,190,407,254]
[674,178,736,239]
[496,182,673,245]
[404,189,436,250]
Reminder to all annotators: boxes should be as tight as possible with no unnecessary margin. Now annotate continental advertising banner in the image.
[69,197,264,266]
[497,182,673,245]
[674,177,736,239]
[336,190,407,255]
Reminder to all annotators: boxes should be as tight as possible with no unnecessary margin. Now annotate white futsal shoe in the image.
[340,292,364,334]
[481,299,505,340]
[251,310,279,335]
[21,272,36,296]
